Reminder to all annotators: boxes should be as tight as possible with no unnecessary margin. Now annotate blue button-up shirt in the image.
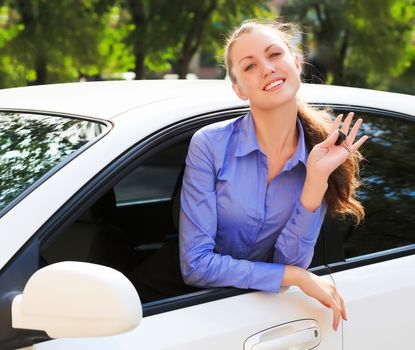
[179,112,327,293]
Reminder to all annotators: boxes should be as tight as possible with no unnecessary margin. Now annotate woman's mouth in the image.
[263,79,285,91]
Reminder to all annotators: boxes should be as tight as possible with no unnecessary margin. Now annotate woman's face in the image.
[230,27,301,111]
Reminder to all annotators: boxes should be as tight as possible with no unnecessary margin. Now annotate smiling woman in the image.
[0,112,106,214]
[179,19,368,332]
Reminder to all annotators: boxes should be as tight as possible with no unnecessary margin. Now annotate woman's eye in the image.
[244,64,255,71]
[270,52,281,58]
[245,63,254,71]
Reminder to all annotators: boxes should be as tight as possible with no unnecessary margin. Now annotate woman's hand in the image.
[306,112,369,181]
[282,266,347,331]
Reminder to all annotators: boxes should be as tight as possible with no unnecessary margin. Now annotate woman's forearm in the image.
[300,174,328,212]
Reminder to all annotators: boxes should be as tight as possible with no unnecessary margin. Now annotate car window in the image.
[0,112,107,214]
[41,137,199,303]
[335,112,415,258]
[114,140,188,206]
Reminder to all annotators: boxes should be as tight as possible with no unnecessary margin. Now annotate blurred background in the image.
[0,0,414,93]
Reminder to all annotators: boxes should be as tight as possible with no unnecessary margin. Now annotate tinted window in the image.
[114,140,188,205]
[0,112,106,213]
[337,113,415,258]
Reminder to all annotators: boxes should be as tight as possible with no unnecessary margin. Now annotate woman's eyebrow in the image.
[238,43,282,64]
[239,55,254,64]
[265,43,280,52]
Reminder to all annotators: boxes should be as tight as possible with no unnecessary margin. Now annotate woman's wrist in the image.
[300,173,328,212]
[281,265,306,287]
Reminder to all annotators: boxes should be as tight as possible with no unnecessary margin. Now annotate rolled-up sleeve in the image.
[273,199,327,268]
[179,130,285,292]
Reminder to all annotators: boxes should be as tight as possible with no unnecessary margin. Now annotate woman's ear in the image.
[232,83,248,101]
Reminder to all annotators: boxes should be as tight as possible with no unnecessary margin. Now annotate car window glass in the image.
[0,112,106,213]
[114,141,188,205]
[336,112,415,258]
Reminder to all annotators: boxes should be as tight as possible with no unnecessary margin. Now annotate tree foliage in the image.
[281,0,415,91]
[0,0,413,93]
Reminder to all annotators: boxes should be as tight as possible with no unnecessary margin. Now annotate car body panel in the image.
[331,254,415,349]
[31,281,341,350]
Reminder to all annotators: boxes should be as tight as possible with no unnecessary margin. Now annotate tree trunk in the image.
[332,31,348,86]
[34,57,47,85]
[134,51,145,80]
[177,56,192,79]
[175,0,217,79]
[126,0,147,80]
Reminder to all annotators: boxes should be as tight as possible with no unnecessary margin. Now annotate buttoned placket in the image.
[251,150,274,256]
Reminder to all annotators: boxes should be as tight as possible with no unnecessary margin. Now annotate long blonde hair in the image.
[224,19,365,224]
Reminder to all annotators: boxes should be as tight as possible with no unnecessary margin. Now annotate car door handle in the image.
[244,319,321,350]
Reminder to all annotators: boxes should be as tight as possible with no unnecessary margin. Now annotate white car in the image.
[0,80,414,350]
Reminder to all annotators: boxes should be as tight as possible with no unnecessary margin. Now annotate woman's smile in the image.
[263,78,286,91]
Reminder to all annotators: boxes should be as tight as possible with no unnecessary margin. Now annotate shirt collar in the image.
[235,111,308,168]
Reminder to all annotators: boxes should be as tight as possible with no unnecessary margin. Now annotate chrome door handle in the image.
[245,319,321,350]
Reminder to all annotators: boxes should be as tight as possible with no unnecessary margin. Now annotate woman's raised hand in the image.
[306,112,369,180]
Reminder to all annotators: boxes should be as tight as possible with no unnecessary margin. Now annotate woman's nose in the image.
[262,60,275,77]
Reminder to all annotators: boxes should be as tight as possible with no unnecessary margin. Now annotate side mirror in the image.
[11,261,142,338]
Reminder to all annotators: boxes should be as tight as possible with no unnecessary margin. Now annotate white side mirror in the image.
[11,261,142,338]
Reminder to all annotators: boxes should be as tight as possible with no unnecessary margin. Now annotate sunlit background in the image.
[0,0,414,94]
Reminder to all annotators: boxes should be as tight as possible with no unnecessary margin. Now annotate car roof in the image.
[0,80,413,120]
[0,80,240,120]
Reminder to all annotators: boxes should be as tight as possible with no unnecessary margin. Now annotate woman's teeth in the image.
[264,79,284,91]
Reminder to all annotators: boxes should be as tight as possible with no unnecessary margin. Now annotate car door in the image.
[3,109,342,350]
[326,108,415,349]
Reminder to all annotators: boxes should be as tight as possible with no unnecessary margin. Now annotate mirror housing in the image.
[11,261,142,338]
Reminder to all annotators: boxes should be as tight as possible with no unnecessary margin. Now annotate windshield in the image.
[0,112,107,214]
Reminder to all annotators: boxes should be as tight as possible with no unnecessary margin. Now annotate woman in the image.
[179,20,368,331]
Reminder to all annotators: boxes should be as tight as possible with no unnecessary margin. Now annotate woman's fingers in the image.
[331,301,341,331]
[329,114,343,134]
[329,112,369,154]
[340,296,347,321]
[341,112,354,134]
[299,271,347,332]
[346,118,363,145]
[351,135,369,152]
[320,129,340,147]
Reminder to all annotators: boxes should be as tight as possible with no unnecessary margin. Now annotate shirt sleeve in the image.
[273,198,327,268]
[179,130,285,293]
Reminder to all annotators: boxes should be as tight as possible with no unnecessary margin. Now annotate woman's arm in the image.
[274,113,368,267]
[180,129,286,292]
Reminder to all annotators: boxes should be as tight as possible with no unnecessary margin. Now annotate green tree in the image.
[0,0,115,86]
[281,0,415,91]
[172,0,274,79]
[120,0,275,79]
[120,0,176,79]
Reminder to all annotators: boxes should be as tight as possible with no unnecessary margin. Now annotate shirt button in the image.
[290,218,296,225]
